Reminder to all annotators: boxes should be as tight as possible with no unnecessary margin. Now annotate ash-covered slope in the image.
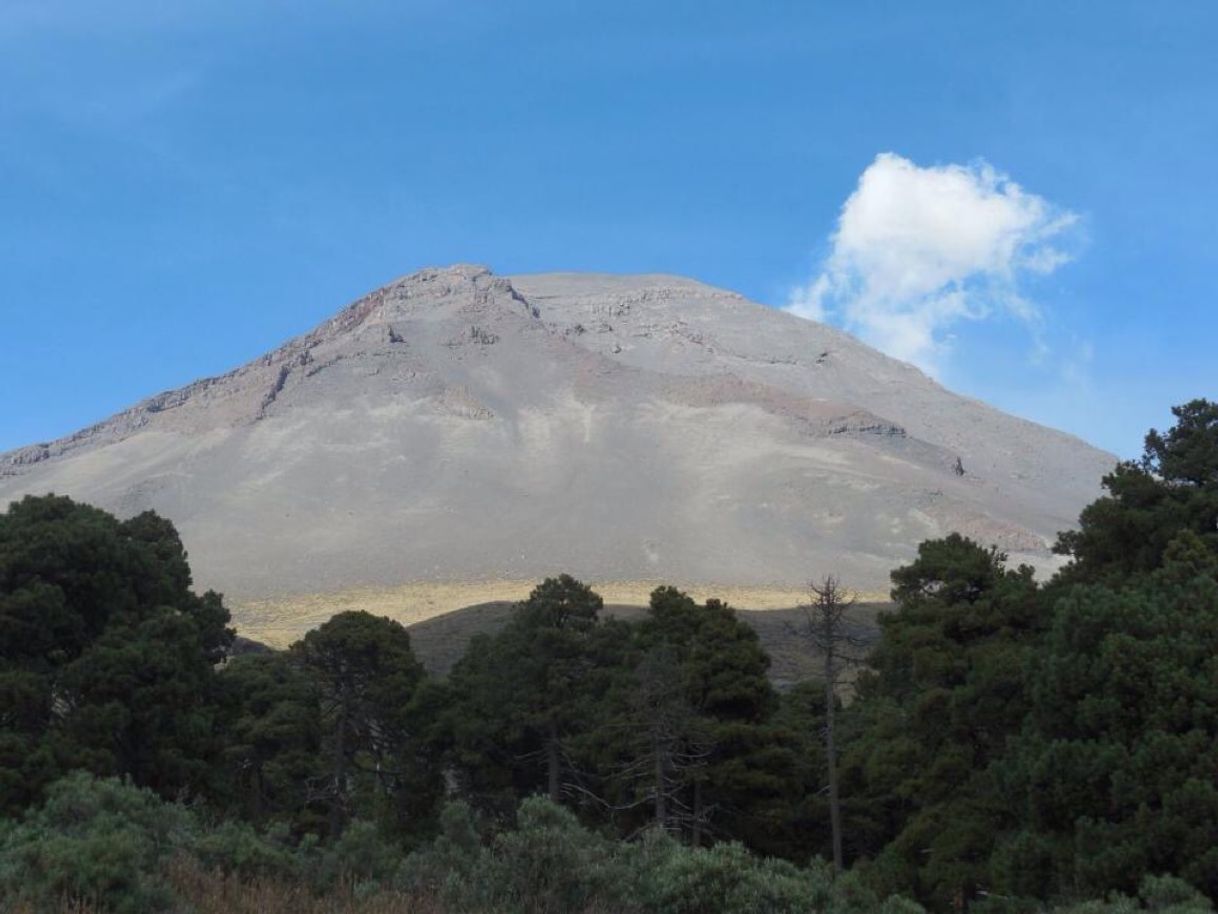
[0,265,1114,601]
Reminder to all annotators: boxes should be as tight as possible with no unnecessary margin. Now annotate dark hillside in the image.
[406,599,887,685]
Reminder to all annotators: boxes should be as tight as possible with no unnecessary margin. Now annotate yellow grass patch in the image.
[232,579,889,648]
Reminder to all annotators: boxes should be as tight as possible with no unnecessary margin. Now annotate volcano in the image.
[0,265,1113,640]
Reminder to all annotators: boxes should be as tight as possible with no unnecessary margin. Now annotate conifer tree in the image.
[293,610,427,836]
[0,495,232,812]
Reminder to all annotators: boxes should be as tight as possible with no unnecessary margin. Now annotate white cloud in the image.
[788,153,1078,376]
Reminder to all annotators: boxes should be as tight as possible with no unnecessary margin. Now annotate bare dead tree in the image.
[641,647,716,836]
[561,645,717,841]
[788,575,868,875]
[601,645,714,837]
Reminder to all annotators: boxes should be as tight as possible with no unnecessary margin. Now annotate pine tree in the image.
[292,610,427,836]
[0,495,232,812]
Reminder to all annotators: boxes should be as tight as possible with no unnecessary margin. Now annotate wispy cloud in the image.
[788,153,1079,376]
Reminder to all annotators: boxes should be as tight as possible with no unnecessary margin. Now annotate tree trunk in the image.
[825,648,844,874]
[330,689,349,838]
[251,765,264,824]
[546,723,561,803]
[691,778,703,846]
[654,737,667,830]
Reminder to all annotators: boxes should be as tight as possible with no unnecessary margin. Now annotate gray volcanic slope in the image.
[0,265,1114,601]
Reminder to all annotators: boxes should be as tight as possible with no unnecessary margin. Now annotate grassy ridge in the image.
[231,581,889,649]
[404,600,887,686]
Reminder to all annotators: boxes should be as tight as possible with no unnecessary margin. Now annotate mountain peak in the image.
[380,263,494,297]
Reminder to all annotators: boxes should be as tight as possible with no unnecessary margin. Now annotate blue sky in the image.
[1,1,1214,458]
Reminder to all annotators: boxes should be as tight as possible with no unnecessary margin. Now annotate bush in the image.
[192,819,307,883]
[638,839,824,914]
[877,896,930,914]
[396,800,489,905]
[0,772,195,913]
[1137,875,1212,914]
[490,797,631,913]
[398,796,927,914]
[0,780,964,914]
[399,796,635,914]
[1051,875,1213,914]
[315,819,403,892]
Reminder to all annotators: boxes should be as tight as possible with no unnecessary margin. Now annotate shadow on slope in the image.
[405,600,888,688]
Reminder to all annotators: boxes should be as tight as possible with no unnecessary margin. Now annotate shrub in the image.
[192,819,306,883]
[877,895,930,914]
[489,797,631,914]
[1136,875,1212,914]
[637,839,821,914]
[396,800,488,904]
[315,820,403,893]
[1050,875,1213,914]
[0,772,195,913]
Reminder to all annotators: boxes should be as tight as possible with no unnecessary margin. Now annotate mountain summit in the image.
[0,265,1112,609]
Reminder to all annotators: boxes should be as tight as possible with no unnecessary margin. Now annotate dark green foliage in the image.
[438,630,533,813]
[0,771,404,911]
[995,533,1218,899]
[0,495,232,811]
[292,610,431,836]
[190,818,307,883]
[635,838,834,914]
[764,680,831,857]
[53,606,227,794]
[835,401,1218,908]
[603,640,712,832]
[397,795,917,914]
[1144,400,1218,487]
[839,534,1042,904]
[638,590,776,723]
[0,771,194,913]
[216,652,325,829]
[10,775,1209,914]
[482,797,629,913]
[443,575,629,813]
[439,581,796,857]
[1048,875,1214,914]
[394,800,489,903]
[593,587,797,848]
[980,401,1218,902]
[118,510,232,663]
[1055,399,1218,585]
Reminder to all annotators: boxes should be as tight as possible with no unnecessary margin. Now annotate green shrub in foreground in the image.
[191,818,307,883]
[28,778,1204,914]
[637,838,826,914]
[396,796,928,914]
[397,796,632,913]
[0,772,194,913]
[1050,875,1213,914]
